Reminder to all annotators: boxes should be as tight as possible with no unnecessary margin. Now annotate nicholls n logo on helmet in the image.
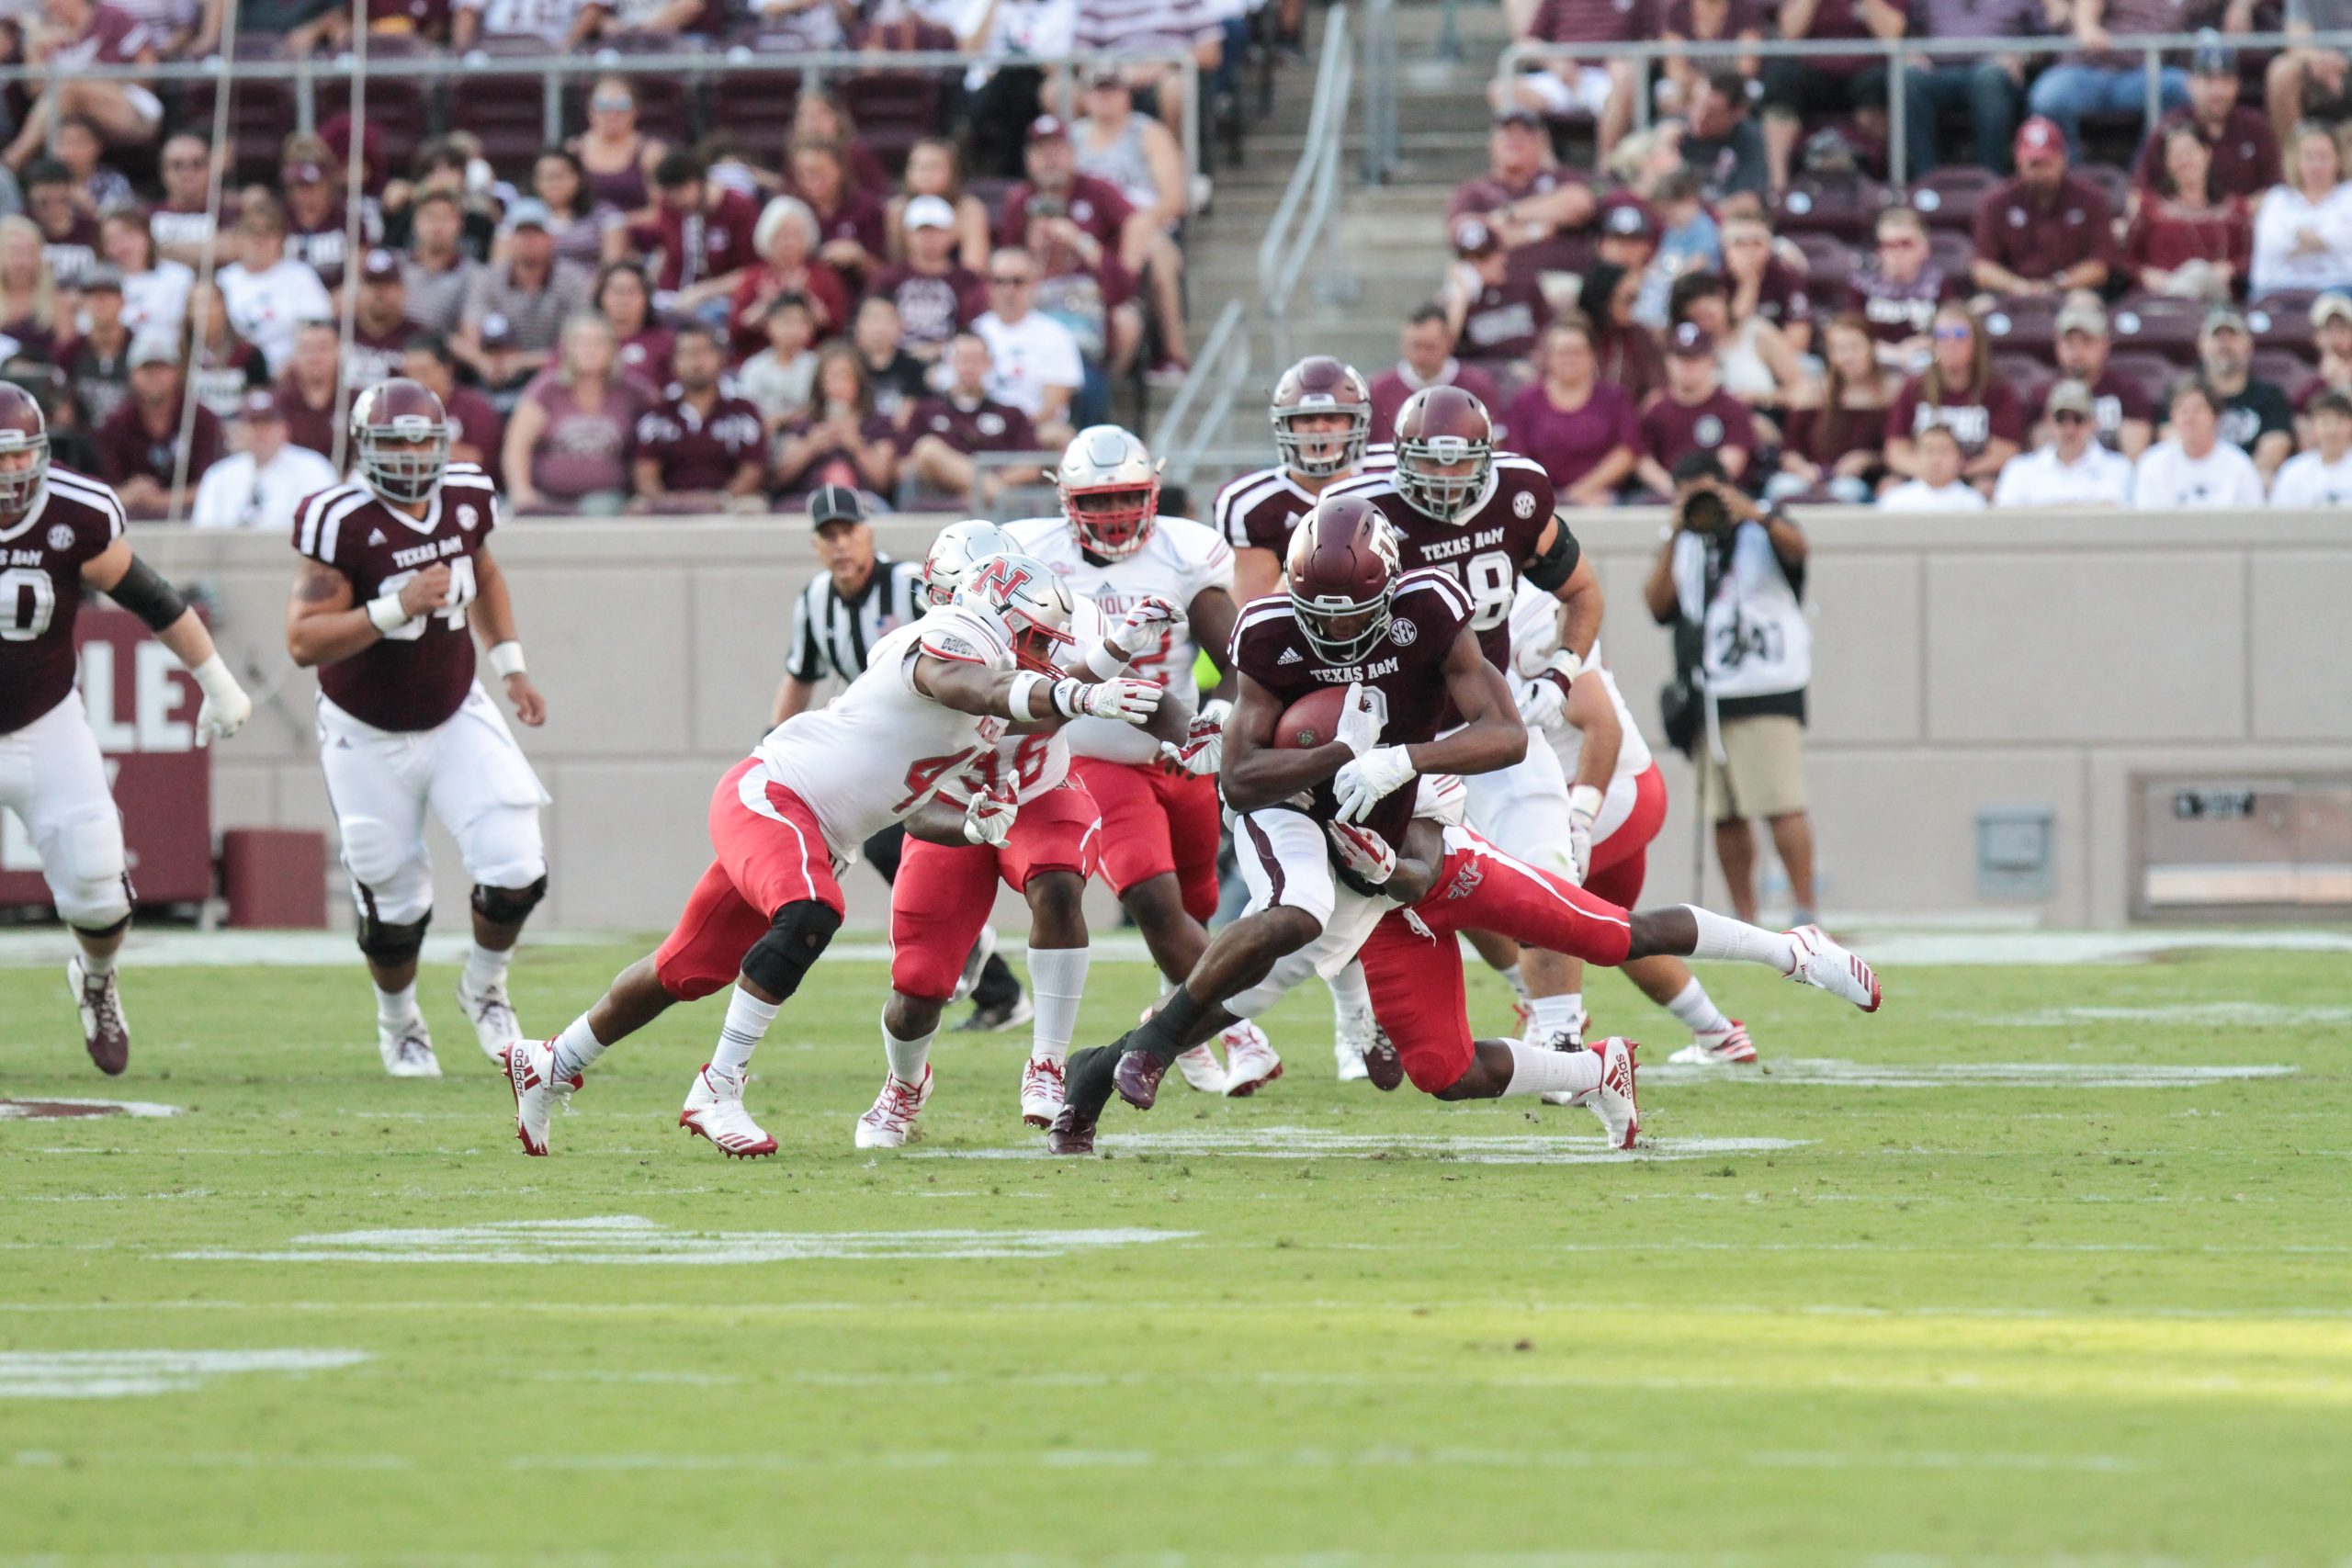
[971,557,1035,604]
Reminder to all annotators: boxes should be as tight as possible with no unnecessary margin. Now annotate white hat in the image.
[904,194,956,231]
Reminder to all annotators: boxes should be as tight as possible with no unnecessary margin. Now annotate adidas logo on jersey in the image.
[368,530,387,546]
[1278,648,1304,665]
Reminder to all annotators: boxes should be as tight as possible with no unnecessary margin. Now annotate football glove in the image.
[190,655,252,746]
[963,785,1019,847]
[1161,697,1229,775]
[1106,593,1182,660]
[1333,680,1384,758]
[1333,744,1414,824]
[1326,819,1397,885]
[1514,674,1566,731]
[1566,783,1602,886]
[1053,675,1163,724]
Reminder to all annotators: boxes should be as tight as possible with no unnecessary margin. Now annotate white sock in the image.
[1683,906,1798,970]
[1501,1040,1601,1099]
[548,1014,608,1081]
[1666,977,1733,1035]
[1327,958,1372,1026]
[1025,945,1089,1067]
[1528,992,1581,1037]
[375,982,420,1030]
[711,987,780,1077]
[881,1014,935,1085]
[80,944,118,978]
[1498,962,1528,999]
[463,940,511,995]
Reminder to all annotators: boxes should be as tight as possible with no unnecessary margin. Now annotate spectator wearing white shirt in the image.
[2132,378,2268,510]
[2250,122,2352,298]
[214,195,333,378]
[2270,389,2352,505]
[971,244,1080,447]
[189,389,339,531]
[1994,380,2136,507]
[100,209,192,344]
[451,0,596,50]
[1880,423,1989,513]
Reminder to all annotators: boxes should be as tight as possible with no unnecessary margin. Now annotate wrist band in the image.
[1008,671,1046,719]
[188,652,239,701]
[1082,637,1129,681]
[487,641,526,678]
[1050,677,1087,719]
[1569,784,1605,819]
[366,594,412,635]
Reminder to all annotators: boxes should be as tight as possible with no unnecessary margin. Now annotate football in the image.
[1274,684,1351,749]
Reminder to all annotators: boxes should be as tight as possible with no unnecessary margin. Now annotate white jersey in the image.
[1003,512,1234,764]
[935,597,1106,807]
[1508,581,1652,784]
[752,601,1017,857]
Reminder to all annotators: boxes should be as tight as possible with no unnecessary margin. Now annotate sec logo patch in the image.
[457,505,479,531]
[1388,616,1418,647]
[47,524,74,550]
[1511,491,1536,519]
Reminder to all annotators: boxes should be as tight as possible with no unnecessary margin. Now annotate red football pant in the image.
[1358,827,1635,1094]
[889,778,1102,1000]
[1069,756,1221,922]
[655,758,845,1001]
[1584,762,1668,909]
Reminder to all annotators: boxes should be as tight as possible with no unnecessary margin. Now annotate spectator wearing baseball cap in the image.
[2050,299,2154,457]
[1441,215,1554,384]
[2270,389,2352,504]
[2198,305,2298,480]
[97,333,226,517]
[2296,295,2352,436]
[190,389,341,531]
[346,249,422,390]
[2250,121,2352,298]
[454,196,595,393]
[997,116,1138,265]
[2123,121,2254,302]
[1993,379,2135,507]
[1973,118,2118,300]
[863,194,981,364]
[1445,106,1599,273]
[280,130,379,292]
[889,138,993,272]
[1638,321,1760,496]
[2132,376,2267,509]
[2133,39,2281,196]
[2025,0,2192,160]
[59,264,133,433]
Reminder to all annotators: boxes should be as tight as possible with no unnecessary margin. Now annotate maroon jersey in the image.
[1325,453,1567,681]
[292,462,501,732]
[1846,262,1959,345]
[0,468,125,735]
[1228,569,1476,851]
[40,212,103,293]
[346,321,418,392]
[865,264,980,355]
[630,189,761,293]
[634,390,765,492]
[1212,448,1400,556]
[289,210,382,292]
[1641,389,1758,471]
[1456,275,1552,363]
[898,393,1035,457]
[1972,173,2117,288]
[994,175,1134,252]
[277,381,342,459]
[1887,373,2027,458]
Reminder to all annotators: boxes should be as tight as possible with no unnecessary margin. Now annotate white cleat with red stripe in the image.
[1784,925,1883,1012]
[679,1064,777,1158]
[1019,1056,1065,1126]
[505,1039,559,1156]
[854,1066,934,1149]
[1668,1021,1758,1066]
[1590,1036,1639,1150]
[1221,1022,1283,1097]
[1173,1043,1226,1093]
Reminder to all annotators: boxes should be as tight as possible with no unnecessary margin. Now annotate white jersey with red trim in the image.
[1002,512,1234,765]
[1508,580,1652,783]
[752,601,1017,857]
[933,596,1108,808]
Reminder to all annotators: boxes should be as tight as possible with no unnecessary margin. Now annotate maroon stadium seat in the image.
[447,37,564,179]
[314,34,431,181]
[837,73,948,179]
[2075,162,2132,217]
[1994,352,2055,416]
[2254,347,2320,401]
[183,36,298,184]
[2106,349,2183,413]
[707,36,806,154]
[1982,296,2062,357]
[1927,227,1975,281]
[1788,231,1854,311]
[1909,167,2000,232]
[561,35,697,143]
[2109,296,2208,363]
[1775,176,1894,242]
[2245,295,2319,358]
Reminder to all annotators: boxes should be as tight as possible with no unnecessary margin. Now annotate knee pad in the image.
[43,813,130,930]
[72,911,132,941]
[357,909,432,966]
[739,899,842,1001]
[470,874,548,927]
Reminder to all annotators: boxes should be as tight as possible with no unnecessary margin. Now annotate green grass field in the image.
[3,936,2349,1567]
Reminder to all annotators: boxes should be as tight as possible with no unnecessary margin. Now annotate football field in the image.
[3,933,2348,1567]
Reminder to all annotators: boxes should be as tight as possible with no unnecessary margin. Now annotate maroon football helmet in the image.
[0,381,51,520]
[1285,493,1402,664]
[349,377,451,505]
[1271,355,1372,479]
[1392,384,1493,525]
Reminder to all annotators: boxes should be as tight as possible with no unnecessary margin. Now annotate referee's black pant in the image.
[861,824,1022,1010]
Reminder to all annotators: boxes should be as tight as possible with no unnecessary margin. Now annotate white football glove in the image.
[1514,674,1566,731]
[189,655,252,746]
[1326,818,1397,885]
[1566,783,1602,886]
[1544,647,1583,687]
[1333,680,1383,757]
[1332,744,1415,824]
[963,785,1019,847]
[1053,675,1163,725]
[1160,697,1229,775]
[1106,593,1182,660]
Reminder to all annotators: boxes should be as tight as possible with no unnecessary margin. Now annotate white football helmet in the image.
[1056,424,1161,560]
[921,519,1017,607]
[954,551,1078,674]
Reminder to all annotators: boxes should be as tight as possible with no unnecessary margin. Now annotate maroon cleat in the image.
[1114,1049,1168,1110]
[1045,1102,1098,1155]
[1361,1028,1404,1092]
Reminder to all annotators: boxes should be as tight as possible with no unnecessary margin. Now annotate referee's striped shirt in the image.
[784,555,928,685]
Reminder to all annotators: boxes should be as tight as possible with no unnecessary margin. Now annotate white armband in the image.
[487,641,526,678]
[366,593,413,635]
[1008,671,1048,720]
[1080,637,1128,681]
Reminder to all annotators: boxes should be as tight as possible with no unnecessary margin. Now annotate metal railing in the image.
[1146,297,1251,492]
[1497,29,2352,197]
[1258,5,1354,368]
[1361,0,1401,185]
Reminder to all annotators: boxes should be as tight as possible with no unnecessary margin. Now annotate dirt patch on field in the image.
[0,1098,181,1120]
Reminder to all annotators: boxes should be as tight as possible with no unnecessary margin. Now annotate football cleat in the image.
[1359,1020,1405,1092]
[1332,1008,1374,1083]
[505,1039,559,1156]
[1590,1036,1639,1150]
[1173,1043,1225,1092]
[378,1019,441,1078]
[956,990,1034,1033]
[455,972,523,1065]
[1784,925,1882,1012]
[1020,1056,1065,1126]
[854,1066,934,1149]
[1114,1049,1170,1111]
[1668,1021,1758,1066]
[1221,1022,1283,1097]
[1045,1100,1098,1155]
[679,1063,776,1157]
[67,956,129,1077]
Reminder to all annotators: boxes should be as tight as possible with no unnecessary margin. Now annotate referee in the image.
[765,486,1030,1031]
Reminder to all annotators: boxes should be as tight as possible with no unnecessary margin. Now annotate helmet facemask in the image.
[1291,582,1394,665]
[0,430,50,520]
[1395,431,1490,524]
[1063,479,1159,560]
[359,423,450,506]
[1274,405,1370,479]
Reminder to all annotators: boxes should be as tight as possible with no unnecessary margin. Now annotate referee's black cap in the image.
[808,484,866,529]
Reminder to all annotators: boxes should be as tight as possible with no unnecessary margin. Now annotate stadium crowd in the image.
[0,0,1285,522]
[1432,4,2352,507]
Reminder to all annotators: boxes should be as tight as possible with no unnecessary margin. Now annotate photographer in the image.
[1645,454,1819,927]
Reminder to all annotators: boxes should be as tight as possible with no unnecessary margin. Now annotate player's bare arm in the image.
[82,536,252,745]
[1530,515,1602,661]
[1381,817,1450,905]
[1219,670,1355,810]
[1231,546,1282,605]
[1187,585,1238,680]
[467,545,547,728]
[770,674,820,726]
[1562,671,1622,791]
[912,650,1161,728]
[287,558,450,668]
